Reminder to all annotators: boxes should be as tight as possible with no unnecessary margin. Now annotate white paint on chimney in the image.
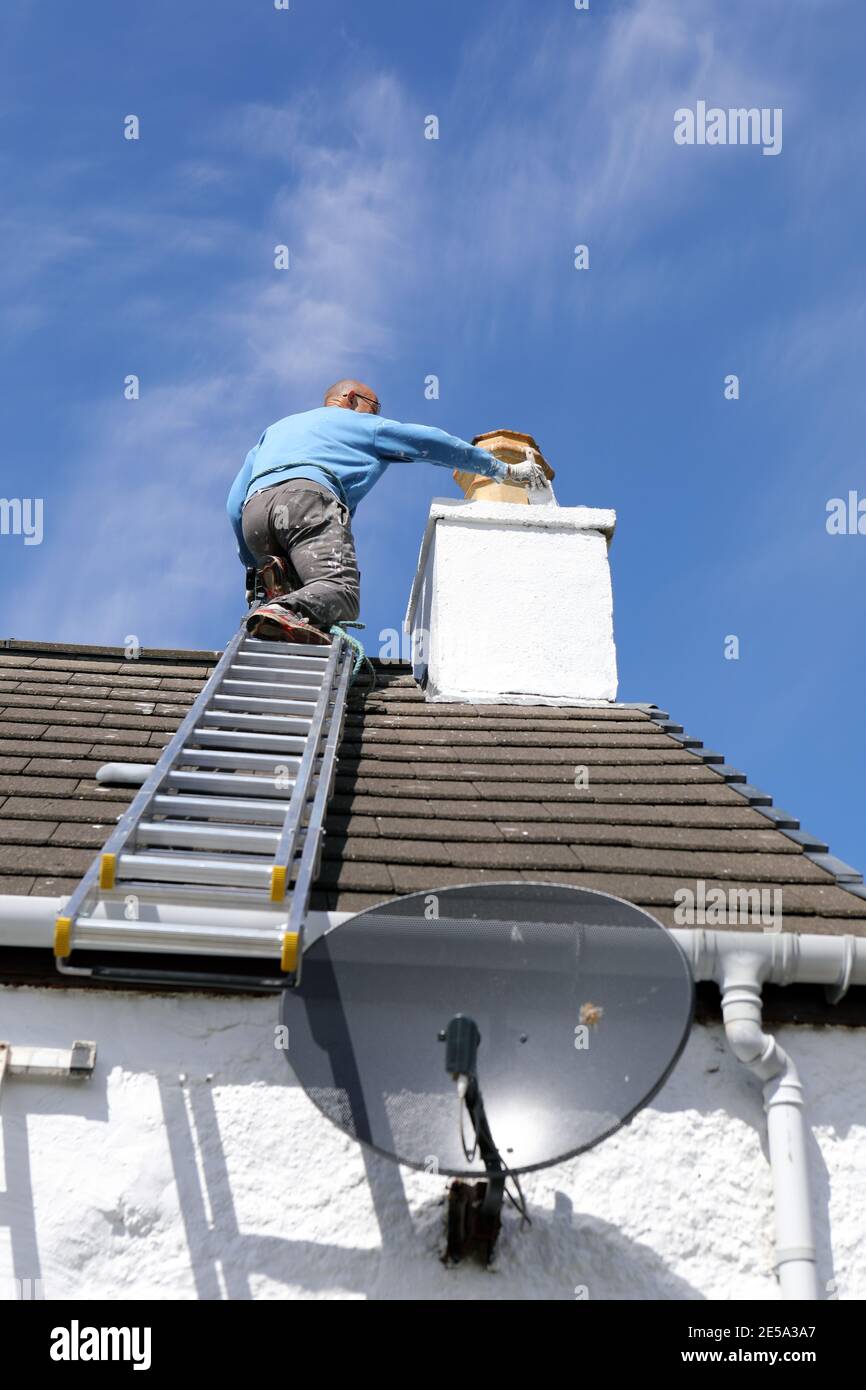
[404,499,618,705]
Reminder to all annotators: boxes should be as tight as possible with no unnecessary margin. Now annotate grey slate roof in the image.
[0,639,864,943]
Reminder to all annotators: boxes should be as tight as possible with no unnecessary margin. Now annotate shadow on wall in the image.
[1,1070,110,1300]
[160,1077,704,1300]
[0,1000,843,1300]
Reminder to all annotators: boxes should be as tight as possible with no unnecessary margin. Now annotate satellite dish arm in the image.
[464,1078,506,1218]
[444,1015,530,1229]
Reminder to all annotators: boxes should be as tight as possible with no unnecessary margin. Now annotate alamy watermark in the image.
[0,497,43,545]
[379,626,429,664]
[826,490,866,535]
[674,102,782,157]
[50,1321,151,1370]
[674,880,783,931]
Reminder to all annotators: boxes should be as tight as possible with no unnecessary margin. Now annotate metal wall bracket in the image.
[0,1040,96,1103]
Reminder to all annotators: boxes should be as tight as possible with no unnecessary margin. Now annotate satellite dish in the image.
[281,882,694,1180]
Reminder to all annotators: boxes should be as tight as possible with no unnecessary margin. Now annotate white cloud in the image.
[4,76,423,647]
[5,1,860,649]
[436,0,812,323]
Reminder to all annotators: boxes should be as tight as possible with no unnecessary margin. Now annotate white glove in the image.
[505,458,548,490]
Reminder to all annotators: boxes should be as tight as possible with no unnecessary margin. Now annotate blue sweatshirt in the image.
[226,406,508,567]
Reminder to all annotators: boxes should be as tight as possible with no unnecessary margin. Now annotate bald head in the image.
[323,379,380,414]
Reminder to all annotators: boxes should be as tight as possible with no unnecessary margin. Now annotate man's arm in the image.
[374,419,510,480]
[226,447,258,568]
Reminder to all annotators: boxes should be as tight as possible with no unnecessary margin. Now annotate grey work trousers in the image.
[241,479,361,629]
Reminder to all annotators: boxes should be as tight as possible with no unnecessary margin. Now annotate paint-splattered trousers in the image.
[241,479,361,629]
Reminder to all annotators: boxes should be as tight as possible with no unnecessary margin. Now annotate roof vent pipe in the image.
[95,763,151,786]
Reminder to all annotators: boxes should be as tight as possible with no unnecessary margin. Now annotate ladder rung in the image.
[227,662,324,688]
[244,639,332,661]
[212,694,318,715]
[243,637,331,657]
[116,851,273,889]
[176,748,302,772]
[236,651,329,671]
[94,880,296,909]
[201,711,312,735]
[166,770,298,798]
[152,793,291,824]
[71,914,285,959]
[222,679,323,700]
[191,727,308,755]
[136,821,280,853]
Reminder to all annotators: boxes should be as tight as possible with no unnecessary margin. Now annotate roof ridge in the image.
[0,638,221,663]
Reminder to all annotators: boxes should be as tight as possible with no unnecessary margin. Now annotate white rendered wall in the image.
[1,982,863,1301]
[405,500,618,705]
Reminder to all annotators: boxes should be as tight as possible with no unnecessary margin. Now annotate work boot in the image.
[246,602,332,646]
[257,555,291,601]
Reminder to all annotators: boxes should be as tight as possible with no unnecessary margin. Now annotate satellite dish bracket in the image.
[444,1016,524,1261]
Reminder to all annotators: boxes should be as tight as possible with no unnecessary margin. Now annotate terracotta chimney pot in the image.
[453,428,555,504]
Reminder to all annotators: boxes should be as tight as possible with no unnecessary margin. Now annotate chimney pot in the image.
[454,428,555,505]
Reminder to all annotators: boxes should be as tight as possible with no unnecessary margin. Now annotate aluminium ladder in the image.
[54,623,355,991]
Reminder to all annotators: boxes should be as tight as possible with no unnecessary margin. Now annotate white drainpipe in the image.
[721,975,816,1300]
[673,928,865,1301]
[0,893,862,1299]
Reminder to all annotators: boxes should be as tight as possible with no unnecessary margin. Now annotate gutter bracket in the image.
[824,933,856,1005]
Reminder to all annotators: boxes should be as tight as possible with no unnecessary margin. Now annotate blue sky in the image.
[1,0,864,869]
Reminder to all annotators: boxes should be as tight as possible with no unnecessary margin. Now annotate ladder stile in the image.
[285,643,355,984]
[268,638,344,904]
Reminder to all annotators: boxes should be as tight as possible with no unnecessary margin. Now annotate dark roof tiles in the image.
[0,640,862,952]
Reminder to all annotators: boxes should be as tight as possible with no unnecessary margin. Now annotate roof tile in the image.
[1,795,129,822]
[0,818,58,844]
[49,822,118,848]
[0,644,861,980]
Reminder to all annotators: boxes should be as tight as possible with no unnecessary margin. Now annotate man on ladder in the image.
[227,379,547,644]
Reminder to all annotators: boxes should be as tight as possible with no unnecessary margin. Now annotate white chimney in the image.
[404,486,618,705]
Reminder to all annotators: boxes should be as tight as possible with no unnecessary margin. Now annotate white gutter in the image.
[1,902,862,1299]
[0,895,350,952]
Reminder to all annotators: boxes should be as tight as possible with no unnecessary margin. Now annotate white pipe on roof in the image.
[0,901,862,1299]
[95,763,152,785]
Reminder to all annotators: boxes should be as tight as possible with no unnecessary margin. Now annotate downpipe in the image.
[673,930,852,1302]
[721,967,818,1300]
